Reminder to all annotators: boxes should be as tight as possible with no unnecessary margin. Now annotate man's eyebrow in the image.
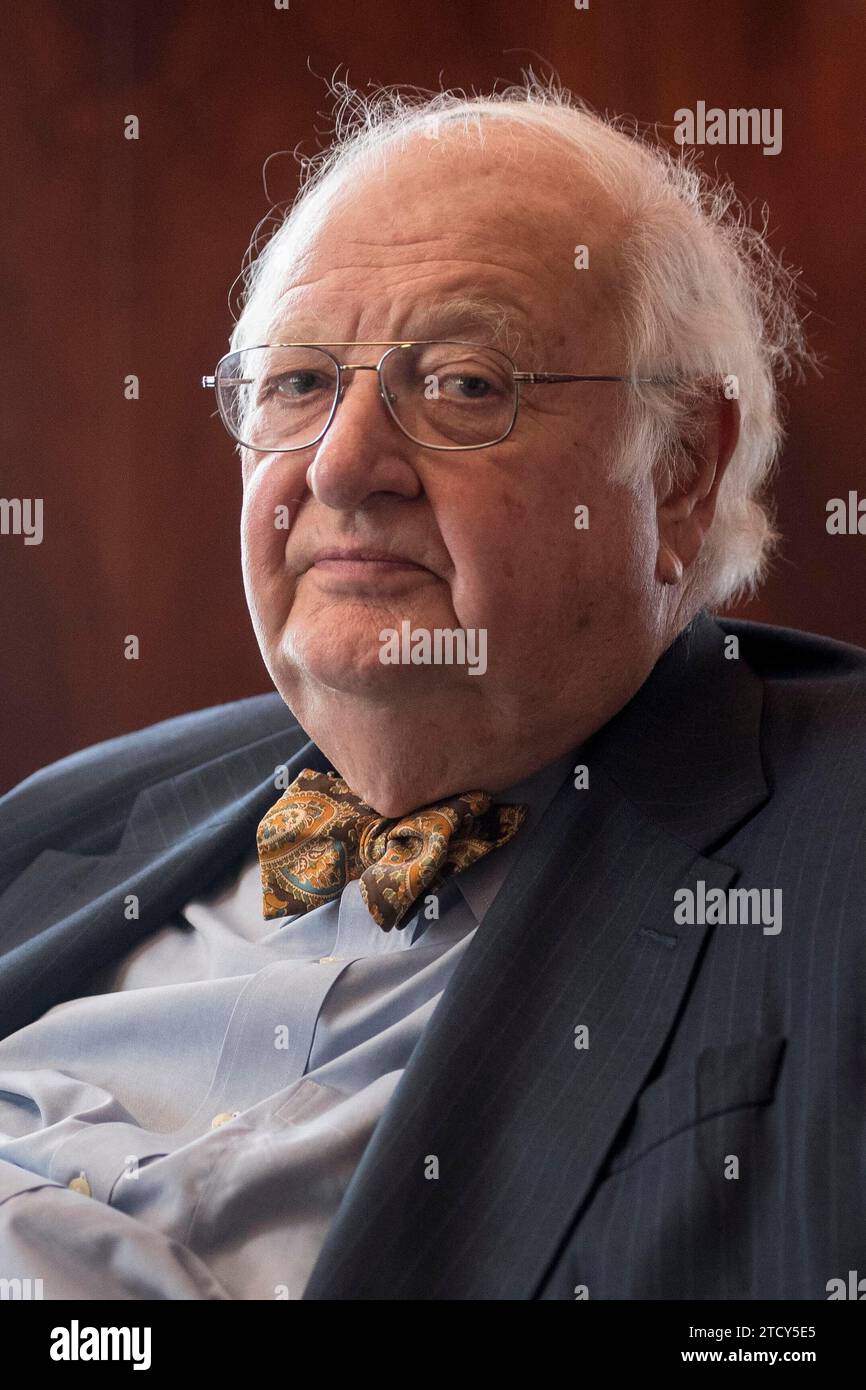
[268,296,533,355]
[397,297,524,345]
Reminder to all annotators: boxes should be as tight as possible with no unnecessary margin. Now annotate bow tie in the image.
[256,768,528,932]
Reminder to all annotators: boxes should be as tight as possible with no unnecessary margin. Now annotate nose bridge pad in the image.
[337,365,382,398]
[378,360,399,409]
[335,362,399,425]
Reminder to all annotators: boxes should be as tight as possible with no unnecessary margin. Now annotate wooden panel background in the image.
[2,0,864,791]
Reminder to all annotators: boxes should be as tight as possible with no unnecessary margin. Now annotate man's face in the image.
[239,125,664,773]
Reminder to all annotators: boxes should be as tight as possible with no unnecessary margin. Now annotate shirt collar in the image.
[454,748,577,925]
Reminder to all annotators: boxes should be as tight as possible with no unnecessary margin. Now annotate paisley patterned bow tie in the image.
[256,768,528,932]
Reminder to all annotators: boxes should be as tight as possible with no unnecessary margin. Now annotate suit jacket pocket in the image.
[604,1033,787,1176]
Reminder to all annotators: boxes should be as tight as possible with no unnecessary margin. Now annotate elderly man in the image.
[0,82,863,1303]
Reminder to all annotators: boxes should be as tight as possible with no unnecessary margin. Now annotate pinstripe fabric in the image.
[1,611,865,1299]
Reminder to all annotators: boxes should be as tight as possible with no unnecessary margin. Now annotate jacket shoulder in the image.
[716,616,866,685]
[715,616,866,771]
[0,693,300,876]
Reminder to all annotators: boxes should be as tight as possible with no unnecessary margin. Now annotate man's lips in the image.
[308,548,430,573]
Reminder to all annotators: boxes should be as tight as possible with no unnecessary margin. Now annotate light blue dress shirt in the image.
[0,751,574,1299]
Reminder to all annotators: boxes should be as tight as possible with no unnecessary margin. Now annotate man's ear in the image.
[656,389,740,579]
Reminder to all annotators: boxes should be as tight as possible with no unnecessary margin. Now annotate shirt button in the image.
[68,1171,92,1197]
[210,1111,240,1129]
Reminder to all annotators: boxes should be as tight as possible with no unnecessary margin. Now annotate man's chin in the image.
[278,649,447,699]
[278,609,457,683]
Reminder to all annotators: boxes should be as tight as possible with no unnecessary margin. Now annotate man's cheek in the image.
[242,500,286,577]
[242,527,291,630]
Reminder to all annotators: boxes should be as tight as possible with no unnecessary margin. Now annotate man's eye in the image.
[266,371,325,399]
[438,373,499,400]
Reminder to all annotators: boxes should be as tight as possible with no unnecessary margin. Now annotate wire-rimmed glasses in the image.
[201,340,668,453]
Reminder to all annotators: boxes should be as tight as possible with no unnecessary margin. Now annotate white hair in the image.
[230,72,814,608]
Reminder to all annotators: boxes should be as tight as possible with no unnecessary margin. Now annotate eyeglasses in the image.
[201,340,669,453]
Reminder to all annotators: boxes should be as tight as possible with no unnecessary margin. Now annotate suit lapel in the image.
[304,612,770,1298]
[0,727,331,1039]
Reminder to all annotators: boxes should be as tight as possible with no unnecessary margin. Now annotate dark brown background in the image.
[2,0,864,793]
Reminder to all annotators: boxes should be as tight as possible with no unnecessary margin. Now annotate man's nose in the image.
[304,367,422,510]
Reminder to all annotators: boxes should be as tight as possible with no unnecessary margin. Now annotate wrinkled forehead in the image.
[240,122,626,359]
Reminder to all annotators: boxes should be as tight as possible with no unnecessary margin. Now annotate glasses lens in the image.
[217,346,338,450]
[382,342,516,447]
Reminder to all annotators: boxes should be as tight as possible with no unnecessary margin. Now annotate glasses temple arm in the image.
[513,372,679,385]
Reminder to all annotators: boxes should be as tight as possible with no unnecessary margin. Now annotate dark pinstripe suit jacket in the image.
[1,609,865,1300]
